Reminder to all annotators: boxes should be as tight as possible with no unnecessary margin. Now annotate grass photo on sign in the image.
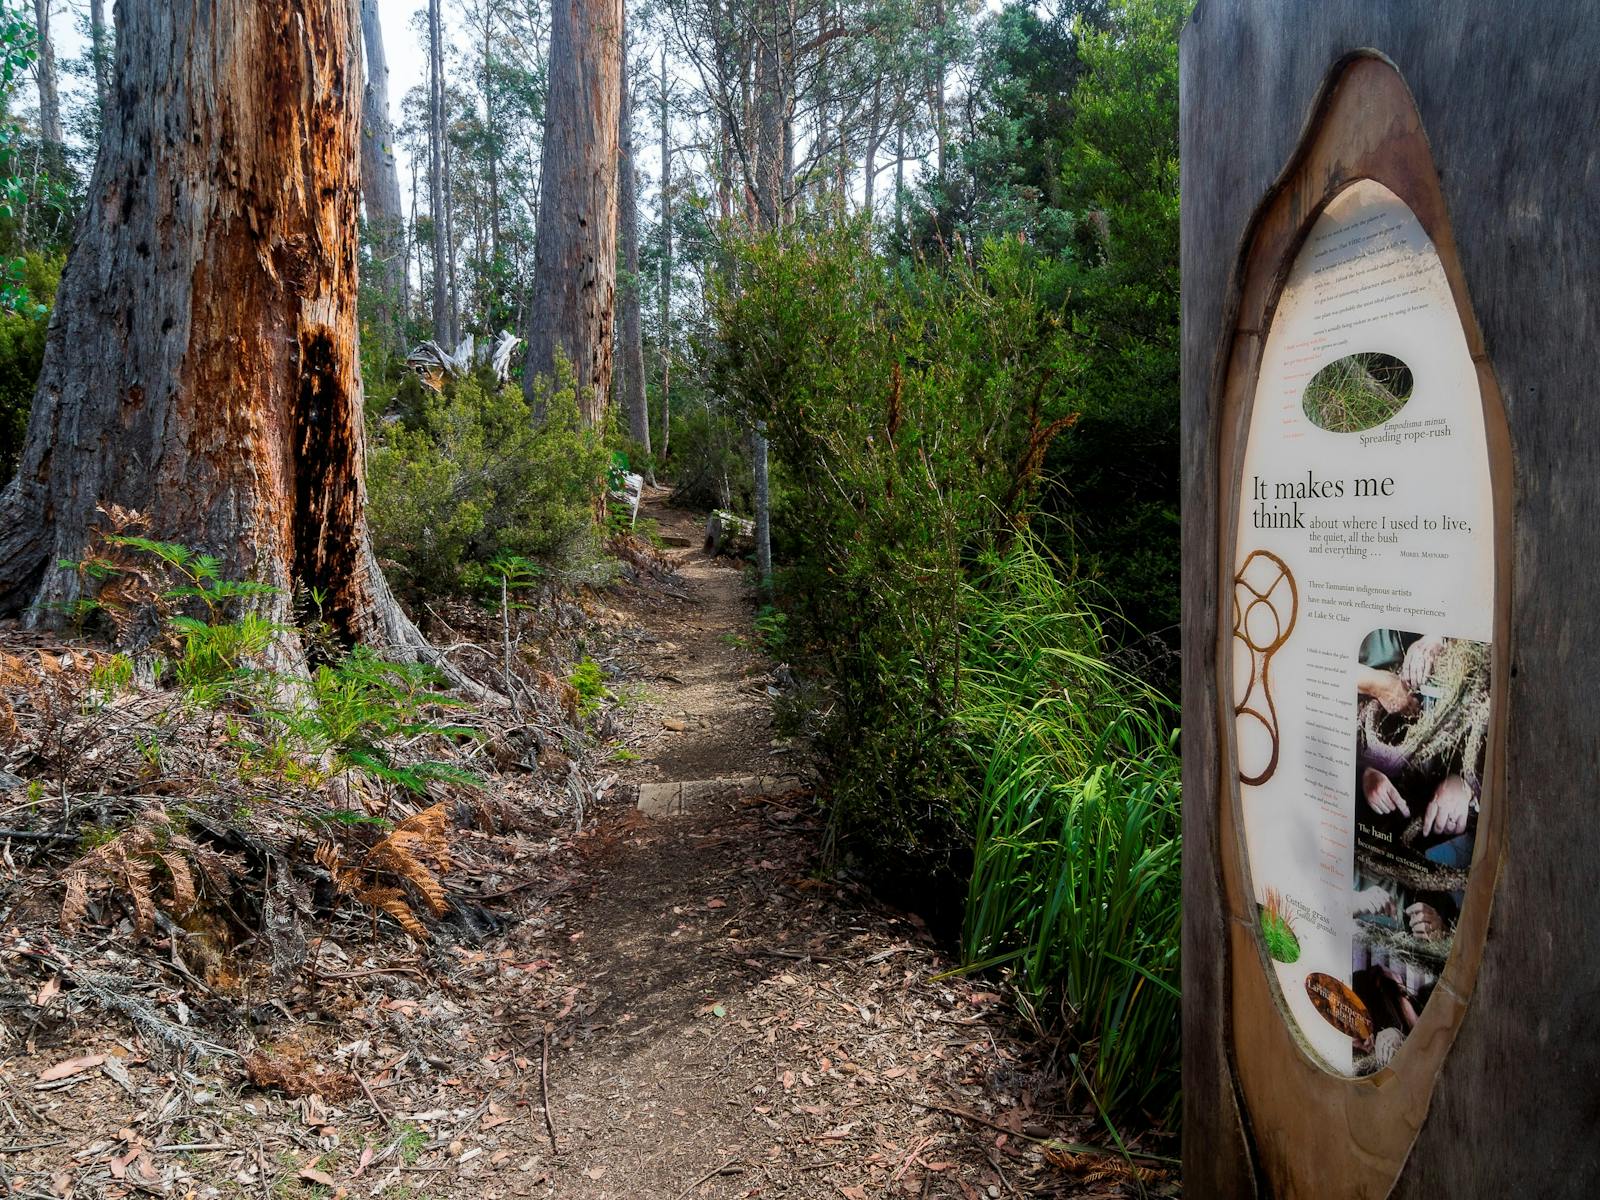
[1259,887,1301,964]
[1302,352,1415,432]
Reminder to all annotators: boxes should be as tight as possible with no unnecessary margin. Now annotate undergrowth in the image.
[40,517,485,948]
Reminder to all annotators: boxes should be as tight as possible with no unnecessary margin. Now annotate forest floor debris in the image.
[0,490,1174,1197]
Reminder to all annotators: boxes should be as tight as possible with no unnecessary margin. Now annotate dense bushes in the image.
[366,362,607,595]
[712,226,1082,868]
[711,218,1180,1124]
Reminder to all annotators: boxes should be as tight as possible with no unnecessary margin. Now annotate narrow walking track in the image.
[524,490,1141,1198]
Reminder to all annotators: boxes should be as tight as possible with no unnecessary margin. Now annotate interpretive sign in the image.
[1171,2,1600,1188]
[1231,178,1495,1077]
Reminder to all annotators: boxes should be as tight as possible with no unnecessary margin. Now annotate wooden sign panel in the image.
[1182,4,1600,1196]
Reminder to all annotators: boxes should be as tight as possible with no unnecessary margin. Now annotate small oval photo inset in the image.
[1305,972,1374,1042]
[1301,352,1414,432]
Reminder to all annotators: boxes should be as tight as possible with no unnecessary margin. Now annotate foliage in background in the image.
[909,0,1185,665]
[0,251,58,475]
[367,361,608,596]
[711,224,1081,876]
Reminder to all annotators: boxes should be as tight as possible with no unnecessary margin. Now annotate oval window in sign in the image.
[1230,178,1495,1077]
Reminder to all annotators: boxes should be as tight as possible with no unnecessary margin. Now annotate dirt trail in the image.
[0,490,1147,1200]
[527,490,1111,1198]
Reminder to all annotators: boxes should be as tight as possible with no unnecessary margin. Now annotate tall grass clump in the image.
[956,531,1181,1125]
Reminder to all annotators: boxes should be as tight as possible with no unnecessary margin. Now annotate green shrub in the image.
[709,225,1081,873]
[568,657,607,717]
[0,254,64,477]
[367,359,607,595]
[955,531,1180,1124]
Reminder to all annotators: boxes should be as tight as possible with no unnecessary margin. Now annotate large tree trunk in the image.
[616,26,650,459]
[0,2,427,663]
[427,0,451,346]
[524,0,622,425]
[359,0,406,341]
[31,0,63,147]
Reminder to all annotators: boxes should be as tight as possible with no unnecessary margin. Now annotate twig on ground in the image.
[540,1026,557,1153]
[672,1155,743,1200]
[359,1073,393,1129]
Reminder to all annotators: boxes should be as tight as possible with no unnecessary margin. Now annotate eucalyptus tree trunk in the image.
[359,0,406,340]
[30,0,62,147]
[523,0,622,425]
[0,2,432,665]
[89,0,111,118]
[657,47,672,464]
[616,28,650,462]
[427,0,451,346]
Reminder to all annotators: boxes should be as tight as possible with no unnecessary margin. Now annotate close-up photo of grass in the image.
[1259,888,1302,963]
[1302,351,1415,432]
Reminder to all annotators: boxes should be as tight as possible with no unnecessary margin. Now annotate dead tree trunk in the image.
[31,0,63,147]
[427,0,451,346]
[616,26,650,460]
[359,0,406,341]
[0,2,431,664]
[524,0,622,425]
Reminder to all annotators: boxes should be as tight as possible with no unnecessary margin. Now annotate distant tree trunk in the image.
[31,0,62,147]
[930,0,947,181]
[408,145,421,327]
[427,0,451,346]
[88,0,110,119]
[894,116,905,243]
[616,26,650,463]
[658,47,672,464]
[0,1,431,666]
[482,12,501,267]
[863,75,881,219]
[523,0,622,425]
[359,0,406,342]
[749,0,789,587]
[444,129,460,344]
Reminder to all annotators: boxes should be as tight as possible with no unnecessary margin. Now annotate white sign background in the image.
[1231,179,1495,1074]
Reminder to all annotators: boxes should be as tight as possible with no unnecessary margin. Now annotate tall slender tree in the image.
[0,2,433,666]
[88,0,110,118]
[616,20,650,462]
[523,0,623,424]
[427,0,452,345]
[359,0,407,340]
[657,47,672,463]
[30,0,62,147]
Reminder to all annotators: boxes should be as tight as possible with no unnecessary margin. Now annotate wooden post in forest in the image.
[1181,4,1600,1197]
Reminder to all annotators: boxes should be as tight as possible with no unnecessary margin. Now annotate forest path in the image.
[0,494,1130,1200]
[516,490,1097,1198]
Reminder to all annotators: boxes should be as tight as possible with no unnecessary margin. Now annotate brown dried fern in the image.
[60,806,243,935]
[316,803,455,939]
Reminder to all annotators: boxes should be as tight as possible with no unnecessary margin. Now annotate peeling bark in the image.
[524,0,622,425]
[0,2,437,672]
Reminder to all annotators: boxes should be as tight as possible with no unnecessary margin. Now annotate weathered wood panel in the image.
[1182,3,1600,1195]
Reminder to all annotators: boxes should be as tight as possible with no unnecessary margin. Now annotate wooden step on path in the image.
[635,774,801,816]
